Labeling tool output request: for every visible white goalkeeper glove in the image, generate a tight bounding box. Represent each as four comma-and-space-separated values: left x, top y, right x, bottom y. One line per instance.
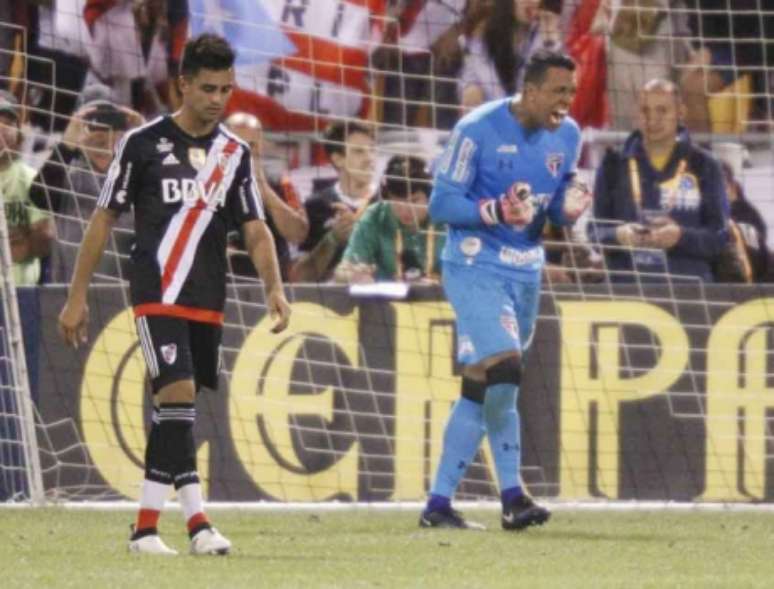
479, 182, 536, 228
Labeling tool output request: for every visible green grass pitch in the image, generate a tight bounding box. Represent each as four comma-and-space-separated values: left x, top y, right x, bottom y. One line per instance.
3, 508, 774, 588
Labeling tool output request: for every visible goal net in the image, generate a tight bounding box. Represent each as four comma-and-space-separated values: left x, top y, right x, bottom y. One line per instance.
1, 1, 773, 505
0, 178, 43, 503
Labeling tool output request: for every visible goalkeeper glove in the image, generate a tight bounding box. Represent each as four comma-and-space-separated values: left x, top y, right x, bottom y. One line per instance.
479, 182, 535, 227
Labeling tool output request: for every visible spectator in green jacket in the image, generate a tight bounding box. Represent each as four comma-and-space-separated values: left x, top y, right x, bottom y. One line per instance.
335, 155, 445, 284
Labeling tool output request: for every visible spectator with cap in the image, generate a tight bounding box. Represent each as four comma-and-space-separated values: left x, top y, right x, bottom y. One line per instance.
29, 100, 143, 283
0, 90, 53, 405
334, 155, 444, 284
224, 112, 308, 280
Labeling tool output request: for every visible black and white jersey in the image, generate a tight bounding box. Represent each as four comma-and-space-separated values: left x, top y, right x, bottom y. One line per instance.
97, 116, 264, 324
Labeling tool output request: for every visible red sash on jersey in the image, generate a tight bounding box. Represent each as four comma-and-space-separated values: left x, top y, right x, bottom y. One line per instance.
135, 135, 242, 323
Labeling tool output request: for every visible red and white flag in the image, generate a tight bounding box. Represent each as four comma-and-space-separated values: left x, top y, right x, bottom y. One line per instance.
226, 0, 387, 131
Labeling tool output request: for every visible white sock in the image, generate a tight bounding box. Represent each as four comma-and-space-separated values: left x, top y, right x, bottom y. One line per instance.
178, 482, 205, 521
140, 479, 171, 511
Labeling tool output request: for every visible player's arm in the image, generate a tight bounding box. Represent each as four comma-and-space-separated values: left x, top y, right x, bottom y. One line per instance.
428, 129, 483, 226
547, 130, 591, 228
546, 172, 592, 228
59, 208, 118, 348
428, 128, 533, 228
242, 219, 290, 333
59, 132, 138, 348
232, 150, 290, 333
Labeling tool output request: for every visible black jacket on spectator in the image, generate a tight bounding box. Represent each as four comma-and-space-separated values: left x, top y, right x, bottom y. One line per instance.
591, 129, 729, 282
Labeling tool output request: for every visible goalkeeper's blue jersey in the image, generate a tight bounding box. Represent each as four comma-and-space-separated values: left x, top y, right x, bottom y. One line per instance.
429, 98, 581, 281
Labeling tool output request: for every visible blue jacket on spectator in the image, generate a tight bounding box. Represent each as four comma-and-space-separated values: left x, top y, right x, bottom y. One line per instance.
591, 128, 730, 282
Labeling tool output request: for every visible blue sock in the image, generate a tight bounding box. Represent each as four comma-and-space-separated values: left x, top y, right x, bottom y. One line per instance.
501, 486, 523, 509
428, 396, 486, 503
426, 494, 451, 513
484, 383, 521, 494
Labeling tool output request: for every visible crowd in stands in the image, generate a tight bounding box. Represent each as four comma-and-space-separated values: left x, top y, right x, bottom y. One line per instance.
1, 0, 774, 304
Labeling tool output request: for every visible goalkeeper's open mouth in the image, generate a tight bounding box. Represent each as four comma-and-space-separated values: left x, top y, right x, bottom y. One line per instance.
549, 108, 568, 127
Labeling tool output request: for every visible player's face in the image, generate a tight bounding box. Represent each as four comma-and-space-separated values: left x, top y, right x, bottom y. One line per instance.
340, 131, 375, 183
180, 67, 235, 125
638, 89, 682, 146
524, 66, 577, 131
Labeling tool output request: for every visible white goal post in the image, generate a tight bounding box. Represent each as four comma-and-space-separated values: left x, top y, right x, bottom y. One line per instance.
0, 187, 44, 503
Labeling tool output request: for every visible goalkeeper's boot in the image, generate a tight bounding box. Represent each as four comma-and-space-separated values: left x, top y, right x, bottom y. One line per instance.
190, 527, 232, 555
419, 506, 486, 530
128, 526, 178, 555
501, 494, 550, 531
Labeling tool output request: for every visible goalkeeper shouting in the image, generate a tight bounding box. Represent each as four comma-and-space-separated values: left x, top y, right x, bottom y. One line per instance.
421, 50, 591, 531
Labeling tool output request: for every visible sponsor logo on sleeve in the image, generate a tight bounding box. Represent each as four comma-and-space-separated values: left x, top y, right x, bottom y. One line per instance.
437, 130, 460, 175
451, 137, 476, 183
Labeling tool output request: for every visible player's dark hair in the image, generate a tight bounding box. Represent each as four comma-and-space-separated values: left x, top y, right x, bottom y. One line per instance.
179, 34, 236, 77
322, 119, 374, 161
523, 50, 576, 87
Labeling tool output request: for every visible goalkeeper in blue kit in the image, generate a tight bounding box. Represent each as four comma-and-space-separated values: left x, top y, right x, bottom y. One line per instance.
421, 50, 591, 530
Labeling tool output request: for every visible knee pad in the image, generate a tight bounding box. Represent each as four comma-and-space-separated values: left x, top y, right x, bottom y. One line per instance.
461, 377, 486, 404
485, 356, 521, 387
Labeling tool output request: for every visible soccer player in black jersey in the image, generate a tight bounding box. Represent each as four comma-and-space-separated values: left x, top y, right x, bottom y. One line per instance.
58, 34, 291, 555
